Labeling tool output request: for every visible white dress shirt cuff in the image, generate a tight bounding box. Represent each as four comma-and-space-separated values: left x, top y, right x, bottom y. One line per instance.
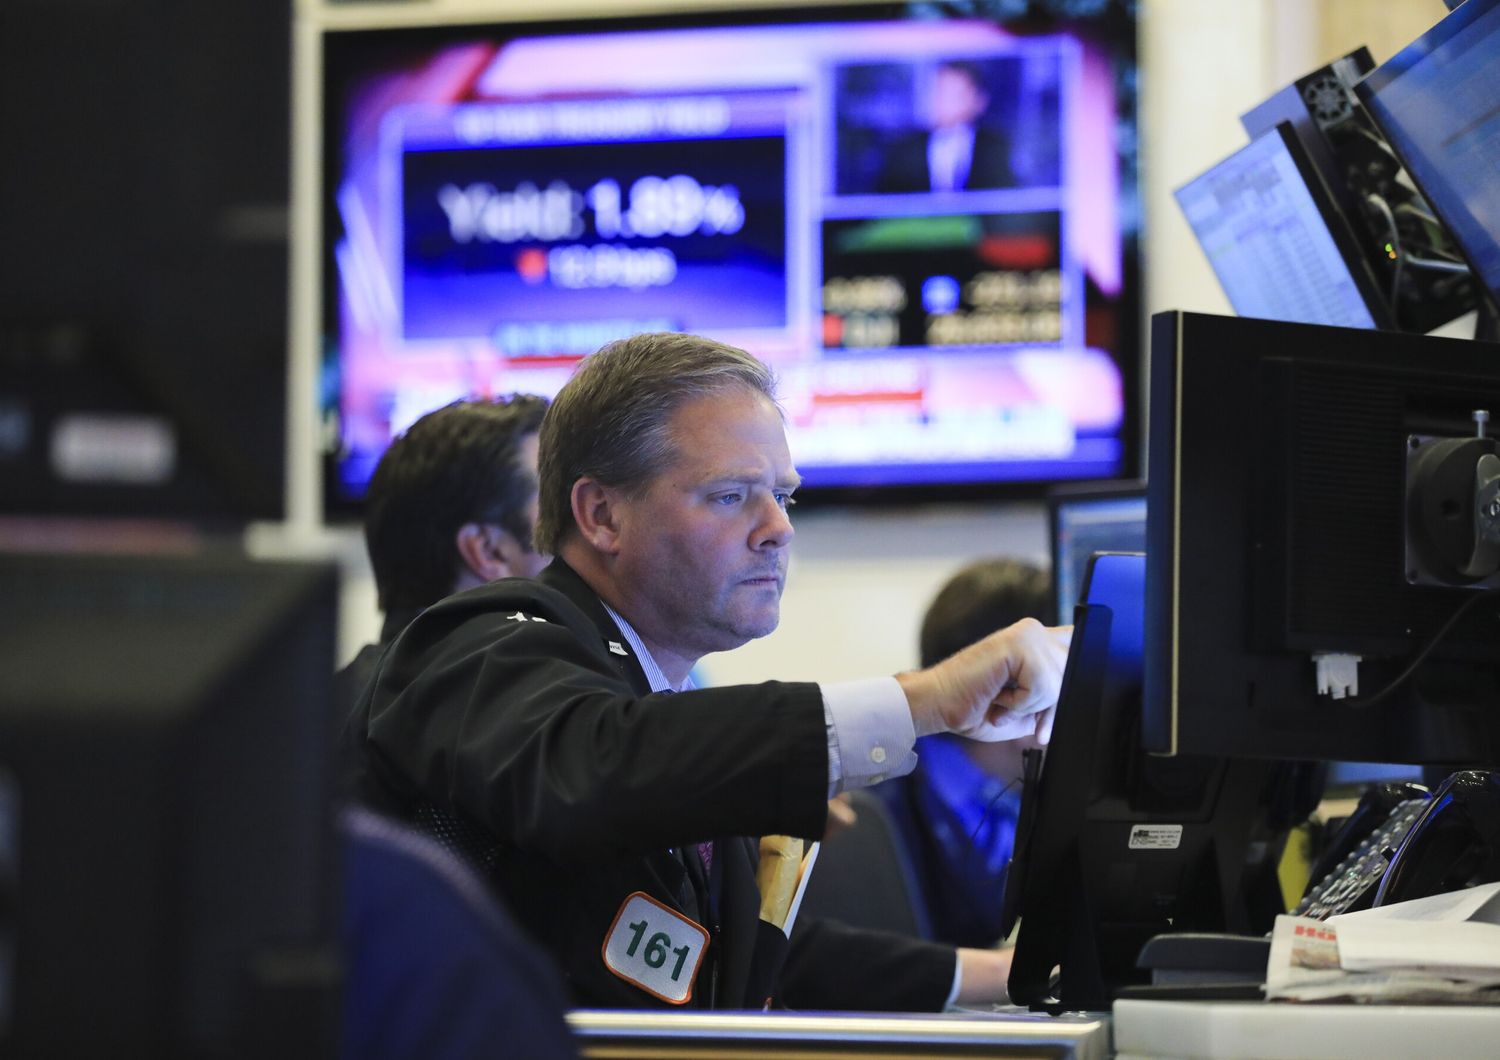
944, 952, 963, 1009
822, 676, 917, 796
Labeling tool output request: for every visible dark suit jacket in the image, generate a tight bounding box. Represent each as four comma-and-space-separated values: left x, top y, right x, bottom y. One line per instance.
876, 125, 1013, 193
335, 606, 421, 798
345, 559, 956, 1011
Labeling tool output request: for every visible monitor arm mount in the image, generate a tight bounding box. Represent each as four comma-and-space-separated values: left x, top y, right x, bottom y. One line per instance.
1406, 409, 1500, 587
1317, 410, 1500, 701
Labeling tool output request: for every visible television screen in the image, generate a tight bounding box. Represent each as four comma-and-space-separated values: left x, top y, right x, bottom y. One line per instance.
320, 2, 1140, 510
1174, 124, 1383, 329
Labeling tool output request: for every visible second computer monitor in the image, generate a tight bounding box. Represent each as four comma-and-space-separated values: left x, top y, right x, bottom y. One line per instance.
1048, 480, 1147, 625
1174, 122, 1386, 329
1143, 310, 1500, 767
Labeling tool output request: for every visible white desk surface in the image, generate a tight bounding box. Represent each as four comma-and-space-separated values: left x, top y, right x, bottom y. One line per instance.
1114, 998, 1500, 1060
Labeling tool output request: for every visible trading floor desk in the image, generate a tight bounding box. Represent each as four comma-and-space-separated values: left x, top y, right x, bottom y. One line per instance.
567, 1009, 1109, 1059
1114, 999, 1500, 1060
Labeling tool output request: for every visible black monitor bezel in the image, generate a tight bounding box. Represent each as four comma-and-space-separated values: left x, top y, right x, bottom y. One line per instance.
1003, 551, 1281, 1011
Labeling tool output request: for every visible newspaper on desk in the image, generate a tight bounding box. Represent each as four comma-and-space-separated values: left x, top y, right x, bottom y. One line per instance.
1266, 881, 1500, 1003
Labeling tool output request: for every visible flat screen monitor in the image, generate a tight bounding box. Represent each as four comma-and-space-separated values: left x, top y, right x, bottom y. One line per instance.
1174, 123, 1385, 329
1354, 0, 1500, 320
1325, 760, 1425, 793
1142, 310, 1500, 767
318, 2, 1141, 512
1047, 479, 1146, 624
0, 552, 341, 1056
0, 0, 291, 524
1002, 552, 1286, 1010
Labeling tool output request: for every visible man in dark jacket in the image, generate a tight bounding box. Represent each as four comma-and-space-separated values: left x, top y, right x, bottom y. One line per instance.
347, 333, 1069, 1011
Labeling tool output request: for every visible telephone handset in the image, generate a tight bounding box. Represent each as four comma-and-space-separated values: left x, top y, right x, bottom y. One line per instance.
1375, 769, 1500, 907
1295, 781, 1431, 920
1296, 770, 1500, 920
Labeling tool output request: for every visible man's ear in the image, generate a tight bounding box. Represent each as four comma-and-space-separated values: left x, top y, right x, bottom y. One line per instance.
454, 522, 517, 584
570, 477, 624, 555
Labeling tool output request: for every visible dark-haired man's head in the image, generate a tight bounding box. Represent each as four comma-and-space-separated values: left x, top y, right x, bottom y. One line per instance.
364, 395, 549, 615
920, 557, 1050, 669
920, 557, 1051, 774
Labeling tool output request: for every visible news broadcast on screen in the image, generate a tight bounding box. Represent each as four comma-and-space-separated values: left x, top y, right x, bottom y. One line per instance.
323, 8, 1137, 505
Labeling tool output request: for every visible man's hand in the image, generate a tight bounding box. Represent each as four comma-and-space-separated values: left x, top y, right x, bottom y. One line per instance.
896, 618, 1070, 743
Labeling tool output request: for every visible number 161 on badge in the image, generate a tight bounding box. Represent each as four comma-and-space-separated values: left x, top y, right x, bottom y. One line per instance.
601, 891, 709, 1004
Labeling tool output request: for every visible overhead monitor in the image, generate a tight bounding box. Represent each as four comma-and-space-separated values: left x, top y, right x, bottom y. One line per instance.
1354, 0, 1500, 323
316, 2, 1142, 512
1174, 123, 1385, 329
1142, 310, 1500, 767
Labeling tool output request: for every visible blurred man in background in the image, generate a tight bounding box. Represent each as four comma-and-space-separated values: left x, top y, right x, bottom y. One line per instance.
336, 394, 549, 715
872, 557, 1051, 947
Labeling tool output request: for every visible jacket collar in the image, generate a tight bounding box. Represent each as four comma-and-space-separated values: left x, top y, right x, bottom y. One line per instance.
378, 605, 424, 646
537, 558, 654, 697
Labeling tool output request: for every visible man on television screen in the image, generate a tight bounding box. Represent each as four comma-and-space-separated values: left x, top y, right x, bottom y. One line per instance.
878, 61, 1014, 193
346, 332, 1069, 1011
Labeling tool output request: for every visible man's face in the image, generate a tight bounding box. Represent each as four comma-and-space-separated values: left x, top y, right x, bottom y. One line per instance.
930, 66, 989, 129
609, 387, 799, 662
513, 430, 550, 578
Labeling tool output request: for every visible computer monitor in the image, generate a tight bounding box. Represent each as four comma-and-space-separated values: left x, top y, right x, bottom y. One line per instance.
1047, 479, 1146, 625
0, 552, 342, 1056
316, 2, 1142, 512
1174, 123, 1386, 329
1324, 759, 1425, 794
1354, 0, 1500, 329
1002, 552, 1287, 1010
1238, 50, 1477, 336
0, 0, 292, 523
1142, 310, 1500, 767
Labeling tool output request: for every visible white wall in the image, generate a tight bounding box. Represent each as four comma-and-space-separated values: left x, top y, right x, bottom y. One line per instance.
268, 0, 1451, 677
